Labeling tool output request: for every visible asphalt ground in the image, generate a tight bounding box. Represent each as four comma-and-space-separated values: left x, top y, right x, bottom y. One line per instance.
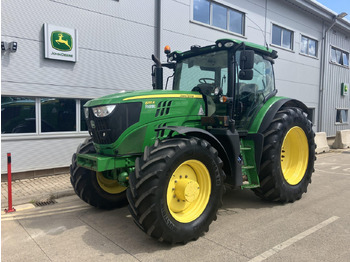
2, 149, 350, 261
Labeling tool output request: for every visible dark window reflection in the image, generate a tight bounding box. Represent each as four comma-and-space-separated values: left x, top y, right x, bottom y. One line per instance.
1, 96, 36, 133
41, 98, 76, 132
80, 99, 90, 131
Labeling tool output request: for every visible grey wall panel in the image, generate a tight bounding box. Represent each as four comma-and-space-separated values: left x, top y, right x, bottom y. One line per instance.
47, 0, 155, 26
1, 136, 89, 173
2, 0, 155, 53
2, 0, 155, 98
321, 30, 350, 136
2, 38, 153, 98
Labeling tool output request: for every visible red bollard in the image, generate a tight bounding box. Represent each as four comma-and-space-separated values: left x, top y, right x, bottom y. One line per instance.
5, 153, 16, 213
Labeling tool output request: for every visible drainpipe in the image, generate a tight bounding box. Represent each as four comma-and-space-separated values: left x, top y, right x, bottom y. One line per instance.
155, 0, 162, 59
317, 21, 326, 132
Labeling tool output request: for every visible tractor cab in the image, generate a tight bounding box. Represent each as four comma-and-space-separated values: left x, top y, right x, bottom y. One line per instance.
156, 39, 278, 131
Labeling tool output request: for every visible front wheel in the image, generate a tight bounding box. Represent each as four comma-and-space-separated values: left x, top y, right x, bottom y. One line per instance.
253, 107, 316, 203
127, 137, 225, 244
70, 138, 128, 209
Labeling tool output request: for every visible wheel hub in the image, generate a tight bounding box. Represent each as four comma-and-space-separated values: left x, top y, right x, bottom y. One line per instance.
166, 160, 211, 223
96, 172, 127, 194
175, 179, 200, 203
281, 126, 309, 185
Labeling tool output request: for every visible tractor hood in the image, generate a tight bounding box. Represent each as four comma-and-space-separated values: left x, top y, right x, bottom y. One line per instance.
83, 90, 206, 154
84, 90, 203, 107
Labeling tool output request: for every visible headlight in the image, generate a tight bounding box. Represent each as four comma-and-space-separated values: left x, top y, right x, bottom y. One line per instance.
84, 108, 89, 119
92, 105, 116, 118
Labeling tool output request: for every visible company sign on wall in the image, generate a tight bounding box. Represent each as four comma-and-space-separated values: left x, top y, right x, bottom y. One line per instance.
44, 23, 78, 62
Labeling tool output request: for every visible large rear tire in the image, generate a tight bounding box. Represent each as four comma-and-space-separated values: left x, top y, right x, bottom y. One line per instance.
253, 107, 315, 203
70, 138, 127, 209
127, 137, 225, 243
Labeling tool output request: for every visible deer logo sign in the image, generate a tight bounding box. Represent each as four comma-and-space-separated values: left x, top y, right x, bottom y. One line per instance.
51, 31, 73, 51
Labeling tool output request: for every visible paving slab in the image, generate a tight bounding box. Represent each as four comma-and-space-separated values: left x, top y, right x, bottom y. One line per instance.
1, 173, 74, 209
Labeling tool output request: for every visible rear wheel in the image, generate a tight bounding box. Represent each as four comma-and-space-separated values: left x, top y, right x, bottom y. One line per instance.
127, 137, 225, 243
70, 138, 127, 209
253, 107, 315, 203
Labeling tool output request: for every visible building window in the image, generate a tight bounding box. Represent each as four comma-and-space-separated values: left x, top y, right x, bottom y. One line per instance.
41, 98, 76, 132
193, 0, 245, 35
301, 36, 318, 57
1, 97, 36, 134
272, 24, 293, 50
331, 47, 349, 66
1, 96, 90, 135
307, 108, 315, 124
336, 109, 348, 124
193, 0, 210, 24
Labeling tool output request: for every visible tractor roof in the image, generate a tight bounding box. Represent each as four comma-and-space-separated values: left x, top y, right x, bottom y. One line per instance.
169, 38, 278, 61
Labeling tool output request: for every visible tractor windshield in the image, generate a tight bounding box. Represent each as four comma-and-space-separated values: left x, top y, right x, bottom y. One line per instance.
173, 51, 228, 94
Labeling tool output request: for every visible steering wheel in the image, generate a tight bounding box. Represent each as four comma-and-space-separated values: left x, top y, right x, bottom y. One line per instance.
199, 78, 215, 84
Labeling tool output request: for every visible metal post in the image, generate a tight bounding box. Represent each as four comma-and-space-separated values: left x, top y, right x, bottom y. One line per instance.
5, 153, 16, 213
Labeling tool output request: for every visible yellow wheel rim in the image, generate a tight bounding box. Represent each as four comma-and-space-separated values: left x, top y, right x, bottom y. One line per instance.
281, 127, 309, 185
166, 160, 211, 223
96, 172, 127, 194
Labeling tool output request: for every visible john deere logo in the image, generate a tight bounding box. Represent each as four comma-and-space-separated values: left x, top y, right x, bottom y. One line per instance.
51, 31, 72, 51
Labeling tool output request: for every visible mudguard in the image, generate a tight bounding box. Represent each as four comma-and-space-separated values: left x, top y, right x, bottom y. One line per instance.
157, 126, 243, 187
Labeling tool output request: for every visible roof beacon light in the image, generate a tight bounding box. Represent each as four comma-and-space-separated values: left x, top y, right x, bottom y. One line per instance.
164, 45, 171, 55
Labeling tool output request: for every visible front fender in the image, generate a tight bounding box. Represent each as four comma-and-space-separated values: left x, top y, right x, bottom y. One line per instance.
157, 126, 236, 183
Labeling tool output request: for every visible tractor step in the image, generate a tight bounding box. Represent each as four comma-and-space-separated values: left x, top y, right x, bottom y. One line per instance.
242, 165, 255, 169
241, 182, 260, 188
240, 147, 252, 151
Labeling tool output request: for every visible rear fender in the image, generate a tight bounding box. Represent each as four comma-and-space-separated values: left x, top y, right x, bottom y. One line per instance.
248, 97, 309, 173
257, 98, 309, 134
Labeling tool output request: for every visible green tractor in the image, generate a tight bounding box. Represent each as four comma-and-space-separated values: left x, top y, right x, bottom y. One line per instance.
70, 38, 315, 244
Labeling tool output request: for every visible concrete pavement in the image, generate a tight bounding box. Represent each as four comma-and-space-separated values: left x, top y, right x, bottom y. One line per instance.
2, 149, 350, 261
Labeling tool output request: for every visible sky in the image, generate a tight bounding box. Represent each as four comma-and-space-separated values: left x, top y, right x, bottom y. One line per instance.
316, 0, 350, 19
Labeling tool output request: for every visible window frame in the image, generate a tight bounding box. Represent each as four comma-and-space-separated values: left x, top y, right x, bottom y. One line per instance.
330, 46, 349, 67
307, 107, 316, 125
300, 35, 318, 58
1, 95, 90, 138
335, 108, 349, 124
191, 0, 246, 37
271, 24, 294, 51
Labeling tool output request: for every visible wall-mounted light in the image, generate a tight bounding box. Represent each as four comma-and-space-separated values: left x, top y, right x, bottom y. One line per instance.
1, 41, 17, 52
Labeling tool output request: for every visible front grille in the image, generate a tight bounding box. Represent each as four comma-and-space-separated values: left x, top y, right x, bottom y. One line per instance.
86, 102, 142, 144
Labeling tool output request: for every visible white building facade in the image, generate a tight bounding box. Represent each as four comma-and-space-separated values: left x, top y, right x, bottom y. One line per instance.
1, 0, 350, 175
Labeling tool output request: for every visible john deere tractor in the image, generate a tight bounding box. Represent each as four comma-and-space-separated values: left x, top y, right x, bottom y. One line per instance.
70, 39, 315, 244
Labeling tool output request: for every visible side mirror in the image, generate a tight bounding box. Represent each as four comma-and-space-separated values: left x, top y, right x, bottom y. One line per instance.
239, 69, 253, 80
151, 54, 163, 90
240, 50, 254, 70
